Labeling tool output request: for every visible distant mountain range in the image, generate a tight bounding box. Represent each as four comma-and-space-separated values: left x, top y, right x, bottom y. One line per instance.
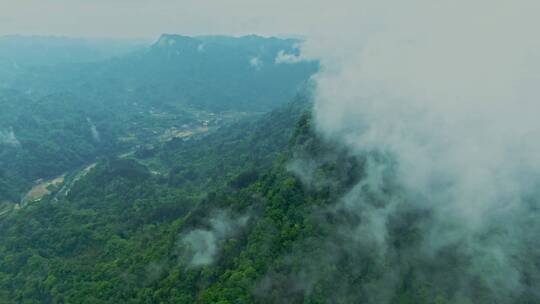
2, 34, 318, 112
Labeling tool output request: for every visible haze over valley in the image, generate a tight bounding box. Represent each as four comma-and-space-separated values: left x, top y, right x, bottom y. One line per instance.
0, 1, 539, 303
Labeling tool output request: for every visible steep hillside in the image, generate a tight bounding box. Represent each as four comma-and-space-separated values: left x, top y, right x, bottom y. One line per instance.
0, 96, 310, 303
1, 97, 538, 303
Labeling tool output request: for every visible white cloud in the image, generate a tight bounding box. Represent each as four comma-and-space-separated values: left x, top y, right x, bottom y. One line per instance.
180, 211, 249, 267
249, 56, 262, 70
0, 128, 20, 147
299, 0, 540, 299
275, 50, 303, 64
87, 118, 100, 142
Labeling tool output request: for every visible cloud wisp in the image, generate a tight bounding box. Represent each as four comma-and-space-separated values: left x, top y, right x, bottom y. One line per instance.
180, 210, 249, 267
0, 128, 20, 147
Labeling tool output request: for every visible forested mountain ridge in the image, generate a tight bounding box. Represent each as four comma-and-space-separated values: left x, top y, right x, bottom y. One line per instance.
6, 34, 318, 112
0, 35, 146, 86
2, 0, 540, 301
0, 95, 311, 303
1, 93, 539, 303
2, 33, 535, 304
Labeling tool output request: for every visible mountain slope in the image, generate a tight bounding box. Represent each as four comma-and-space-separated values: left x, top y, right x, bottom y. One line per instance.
0, 96, 310, 303
1, 96, 538, 303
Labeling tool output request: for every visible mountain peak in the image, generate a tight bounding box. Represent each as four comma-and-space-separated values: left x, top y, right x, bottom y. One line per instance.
154, 34, 200, 48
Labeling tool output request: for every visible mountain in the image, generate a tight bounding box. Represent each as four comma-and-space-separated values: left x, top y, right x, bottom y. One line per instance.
0, 35, 146, 86
0, 94, 311, 303
7, 34, 318, 112
2, 94, 536, 303
0, 34, 317, 204
0, 35, 146, 65
2, 33, 534, 304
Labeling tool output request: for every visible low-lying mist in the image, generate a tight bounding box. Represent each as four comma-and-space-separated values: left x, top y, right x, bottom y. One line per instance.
292, 1, 540, 302
181, 210, 250, 267
0, 128, 20, 147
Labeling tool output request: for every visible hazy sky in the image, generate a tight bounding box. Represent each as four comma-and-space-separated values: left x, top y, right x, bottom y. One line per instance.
0, 0, 357, 39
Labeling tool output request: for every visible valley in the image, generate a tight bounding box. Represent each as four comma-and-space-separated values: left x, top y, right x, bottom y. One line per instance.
2, 108, 257, 216
0, 25, 537, 304
0, 33, 317, 207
